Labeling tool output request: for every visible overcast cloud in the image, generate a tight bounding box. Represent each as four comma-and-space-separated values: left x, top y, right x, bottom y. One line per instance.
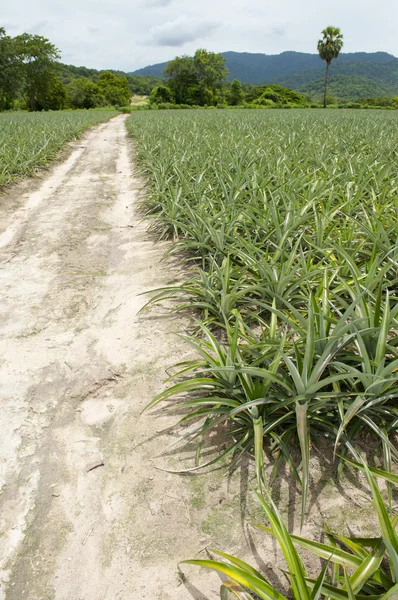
1, 0, 397, 72
148, 16, 220, 47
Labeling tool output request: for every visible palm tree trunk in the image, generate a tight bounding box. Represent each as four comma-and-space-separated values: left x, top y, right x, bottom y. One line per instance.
323, 61, 330, 109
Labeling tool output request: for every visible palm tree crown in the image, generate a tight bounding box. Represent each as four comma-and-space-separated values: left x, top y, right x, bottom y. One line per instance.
317, 26, 344, 65
317, 26, 343, 108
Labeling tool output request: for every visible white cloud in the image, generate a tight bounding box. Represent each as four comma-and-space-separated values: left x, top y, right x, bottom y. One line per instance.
148, 15, 220, 47
1, 0, 397, 71
144, 0, 174, 7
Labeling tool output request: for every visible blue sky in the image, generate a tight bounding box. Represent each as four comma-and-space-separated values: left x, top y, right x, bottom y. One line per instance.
1, 0, 397, 71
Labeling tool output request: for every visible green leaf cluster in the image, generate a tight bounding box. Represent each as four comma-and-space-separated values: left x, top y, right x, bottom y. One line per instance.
0, 28, 63, 111
164, 49, 228, 106
97, 70, 131, 106
0, 26, 133, 111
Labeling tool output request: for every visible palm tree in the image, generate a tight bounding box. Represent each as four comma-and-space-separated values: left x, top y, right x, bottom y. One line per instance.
317, 26, 344, 108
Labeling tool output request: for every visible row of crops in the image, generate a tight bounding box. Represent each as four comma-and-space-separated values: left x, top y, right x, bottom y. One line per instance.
127, 110, 398, 597
0, 109, 116, 186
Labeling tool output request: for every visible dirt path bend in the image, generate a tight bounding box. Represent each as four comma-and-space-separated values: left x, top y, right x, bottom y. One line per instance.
0, 116, 229, 600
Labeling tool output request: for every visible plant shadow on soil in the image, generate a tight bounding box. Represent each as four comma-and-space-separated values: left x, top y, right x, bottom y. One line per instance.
141, 388, 396, 599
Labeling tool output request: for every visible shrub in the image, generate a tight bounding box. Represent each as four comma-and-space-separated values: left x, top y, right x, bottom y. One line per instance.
117, 105, 134, 113
261, 87, 282, 104
253, 97, 275, 107
339, 102, 361, 109
149, 84, 174, 104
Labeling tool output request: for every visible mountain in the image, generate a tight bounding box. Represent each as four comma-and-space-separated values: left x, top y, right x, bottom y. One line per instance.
131, 51, 398, 101
299, 74, 393, 102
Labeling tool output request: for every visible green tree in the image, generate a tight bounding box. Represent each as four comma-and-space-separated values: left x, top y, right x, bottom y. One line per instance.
317, 26, 344, 108
36, 74, 67, 110
67, 77, 103, 109
164, 50, 228, 106
364, 96, 391, 107
149, 84, 174, 104
126, 75, 164, 96
163, 55, 198, 104
228, 79, 244, 105
245, 84, 307, 106
14, 33, 61, 111
259, 87, 282, 104
193, 49, 228, 105
325, 94, 337, 106
98, 71, 130, 106
0, 28, 22, 110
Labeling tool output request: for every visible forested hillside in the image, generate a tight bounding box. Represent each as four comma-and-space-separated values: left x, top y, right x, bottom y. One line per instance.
299, 74, 392, 102
132, 50, 398, 101
56, 63, 163, 95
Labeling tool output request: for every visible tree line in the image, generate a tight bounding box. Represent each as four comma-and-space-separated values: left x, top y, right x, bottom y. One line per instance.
56, 63, 164, 97
149, 28, 343, 109
0, 27, 131, 111
148, 49, 309, 107
2, 24, 397, 112
150, 79, 307, 108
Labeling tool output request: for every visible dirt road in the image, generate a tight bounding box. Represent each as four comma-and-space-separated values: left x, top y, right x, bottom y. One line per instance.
0, 116, 228, 600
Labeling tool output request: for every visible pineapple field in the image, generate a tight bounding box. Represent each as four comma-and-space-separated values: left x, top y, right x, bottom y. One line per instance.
126, 108, 398, 599
0, 109, 116, 186
0, 108, 397, 600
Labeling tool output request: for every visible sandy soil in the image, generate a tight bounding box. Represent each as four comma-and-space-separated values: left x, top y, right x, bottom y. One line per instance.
0, 115, 382, 600
130, 95, 148, 106
0, 115, 212, 600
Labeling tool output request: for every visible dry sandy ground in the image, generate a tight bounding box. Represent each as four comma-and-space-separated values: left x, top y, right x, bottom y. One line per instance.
0, 115, 221, 600
130, 96, 148, 106
0, 116, 382, 600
